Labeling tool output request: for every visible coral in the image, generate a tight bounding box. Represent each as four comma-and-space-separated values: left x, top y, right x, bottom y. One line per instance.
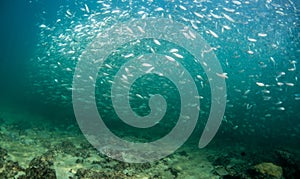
249, 162, 283, 179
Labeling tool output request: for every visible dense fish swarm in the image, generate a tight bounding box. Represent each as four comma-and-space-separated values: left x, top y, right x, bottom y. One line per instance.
29, 0, 299, 136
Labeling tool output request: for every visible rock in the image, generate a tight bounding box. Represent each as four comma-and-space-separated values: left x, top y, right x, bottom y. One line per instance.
214, 166, 229, 176
178, 151, 188, 157
275, 150, 300, 178
21, 156, 56, 179
0, 118, 4, 124
0, 147, 8, 168
75, 168, 128, 178
222, 174, 247, 179
0, 147, 25, 178
212, 154, 231, 166
0, 160, 24, 178
249, 162, 283, 179
276, 150, 296, 166
168, 167, 180, 177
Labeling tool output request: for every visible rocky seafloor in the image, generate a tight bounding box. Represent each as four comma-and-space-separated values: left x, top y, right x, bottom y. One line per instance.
0, 107, 299, 179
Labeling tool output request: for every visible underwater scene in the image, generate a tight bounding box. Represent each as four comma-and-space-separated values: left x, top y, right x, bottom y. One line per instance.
0, 0, 299, 178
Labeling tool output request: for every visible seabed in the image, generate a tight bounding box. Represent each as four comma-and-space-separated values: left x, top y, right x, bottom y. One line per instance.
0, 105, 299, 179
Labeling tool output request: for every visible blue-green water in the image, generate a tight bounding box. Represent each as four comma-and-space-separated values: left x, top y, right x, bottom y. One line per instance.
24, 0, 300, 140
0, 0, 300, 177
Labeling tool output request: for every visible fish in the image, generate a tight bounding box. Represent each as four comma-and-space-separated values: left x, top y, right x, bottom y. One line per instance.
194, 12, 204, 18
191, 21, 198, 30
137, 26, 145, 33
173, 53, 184, 59
256, 82, 265, 87
208, 29, 219, 38
188, 30, 196, 39
247, 37, 257, 42
39, 24, 47, 28
65, 68, 72, 71
122, 74, 128, 80
285, 82, 295, 87
136, 94, 143, 99
125, 26, 133, 34
216, 73, 228, 79
210, 12, 222, 19
179, 5, 187, 11
247, 50, 254, 54
265, 114, 272, 117
111, 9, 120, 14
153, 39, 161, 46
223, 25, 231, 30
244, 89, 251, 95
169, 48, 178, 53
145, 67, 155, 73
223, 7, 235, 13
196, 75, 203, 80
84, 4, 90, 13
232, 0, 242, 5
258, 33, 268, 37
222, 13, 235, 22
142, 63, 152, 67
233, 125, 239, 130
277, 107, 285, 111
165, 55, 176, 62
124, 53, 134, 58
277, 82, 284, 86
154, 7, 164, 11
31, 0, 299, 139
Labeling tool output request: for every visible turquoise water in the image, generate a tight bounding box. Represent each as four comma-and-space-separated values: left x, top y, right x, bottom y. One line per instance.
27, 0, 300, 141
0, 0, 299, 177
